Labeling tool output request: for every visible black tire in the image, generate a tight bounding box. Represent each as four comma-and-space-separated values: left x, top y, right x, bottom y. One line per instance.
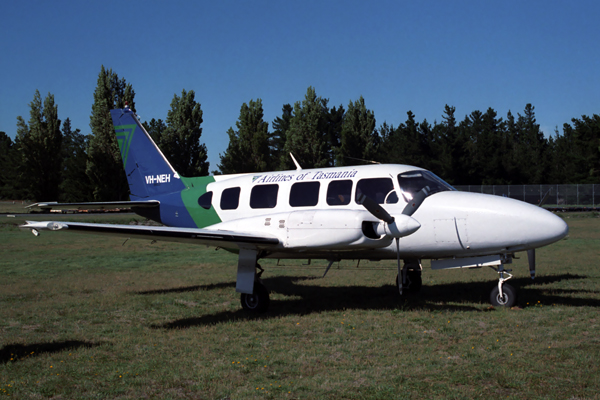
240, 282, 270, 313
396, 270, 422, 292
490, 283, 517, 307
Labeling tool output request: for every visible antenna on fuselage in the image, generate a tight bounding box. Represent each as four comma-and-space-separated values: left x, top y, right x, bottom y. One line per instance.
343, 156, 380, 164
289, 153, 302, 170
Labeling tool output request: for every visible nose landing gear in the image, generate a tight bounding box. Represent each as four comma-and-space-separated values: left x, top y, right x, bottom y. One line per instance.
489, 265, 517, 307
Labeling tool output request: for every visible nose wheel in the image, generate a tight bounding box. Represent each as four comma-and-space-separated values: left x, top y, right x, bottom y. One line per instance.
489, 265, 517, 307
490, 283, 516, 307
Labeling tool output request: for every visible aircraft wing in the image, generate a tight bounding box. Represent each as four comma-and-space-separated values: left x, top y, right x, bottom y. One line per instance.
26, 201, 160, 211
19, 221, 280, 249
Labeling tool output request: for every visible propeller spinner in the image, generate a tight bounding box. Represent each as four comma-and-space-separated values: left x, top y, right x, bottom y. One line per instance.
357, 187, 429, 294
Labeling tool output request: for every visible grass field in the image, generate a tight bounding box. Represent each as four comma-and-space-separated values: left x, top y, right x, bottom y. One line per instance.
1, 213, 599, 399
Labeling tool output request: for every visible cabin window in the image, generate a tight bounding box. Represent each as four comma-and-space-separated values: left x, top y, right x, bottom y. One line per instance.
289, 181, 320, 207
220, 187, 241, 210
397, 170, 454, 201
355, 178, 395, 204
326, 180, 352, 206
250, 184, 279, 209
198, 191, 213, 209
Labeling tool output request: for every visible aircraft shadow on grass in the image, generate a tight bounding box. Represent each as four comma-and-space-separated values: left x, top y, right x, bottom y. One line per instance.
136, 281, 236, 295
147, 273, 597, 330
0, 340, 101, 364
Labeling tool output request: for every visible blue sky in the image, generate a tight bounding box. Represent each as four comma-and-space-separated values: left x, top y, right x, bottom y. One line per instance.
2, 0, 599, 170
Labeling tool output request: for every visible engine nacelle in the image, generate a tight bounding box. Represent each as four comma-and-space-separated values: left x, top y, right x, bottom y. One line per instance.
284, 209, 392, 249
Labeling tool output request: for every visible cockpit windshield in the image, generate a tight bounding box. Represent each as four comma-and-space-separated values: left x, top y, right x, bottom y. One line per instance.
397, 170, 455, 201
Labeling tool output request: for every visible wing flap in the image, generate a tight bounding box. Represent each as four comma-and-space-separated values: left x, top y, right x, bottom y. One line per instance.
19, 221, 280, 249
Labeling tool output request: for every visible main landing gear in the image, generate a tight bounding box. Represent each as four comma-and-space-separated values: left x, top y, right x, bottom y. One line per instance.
240, 281, 270, 312
396, 260, 423, 293
239, 262, 270, 313
396, 269, 423, 292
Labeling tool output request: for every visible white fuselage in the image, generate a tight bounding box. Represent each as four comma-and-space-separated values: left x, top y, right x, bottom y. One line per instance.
204, 164, 567, 261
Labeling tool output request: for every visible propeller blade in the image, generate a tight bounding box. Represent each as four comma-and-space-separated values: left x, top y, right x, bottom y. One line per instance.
357, 193, 394, 224
527, 249, 536, 279
402, 186, 430, 216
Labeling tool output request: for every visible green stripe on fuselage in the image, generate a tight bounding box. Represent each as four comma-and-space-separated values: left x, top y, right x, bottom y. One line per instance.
180, 175, 222, 228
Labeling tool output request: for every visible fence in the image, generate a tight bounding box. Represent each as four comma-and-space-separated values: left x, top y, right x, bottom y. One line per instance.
454, 184, 600, 207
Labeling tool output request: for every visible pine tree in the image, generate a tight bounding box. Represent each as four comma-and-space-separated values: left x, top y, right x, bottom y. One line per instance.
87, 66, 135, 201
437, 105, 458, 182
269, 104, 293, 170
0, 132, 16, 199
218, 99, 270, 174
375, 122, 397, 164
143, 118, 167, 144
514, 104, 546, 183
14, 90, 62, 201
322, 104, 345, 166
60, 118, 90, 202
160, 89, 208, 177
336, 96, 376, 166
282, 87, 331, 169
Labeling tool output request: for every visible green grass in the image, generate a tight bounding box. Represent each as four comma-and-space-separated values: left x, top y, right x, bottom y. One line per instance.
0, 201, 34, 214
1, 214, 599, 399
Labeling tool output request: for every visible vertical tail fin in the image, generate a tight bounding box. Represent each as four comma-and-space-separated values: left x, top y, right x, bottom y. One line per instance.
110, 107, 186, 200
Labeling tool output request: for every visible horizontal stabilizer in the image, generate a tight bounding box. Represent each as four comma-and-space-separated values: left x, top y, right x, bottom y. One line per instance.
26, 200, 160, 211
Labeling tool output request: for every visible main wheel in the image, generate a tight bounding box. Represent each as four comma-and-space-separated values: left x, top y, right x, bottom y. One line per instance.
396, 270, 422, 292
490, 283, 517, 307
240, 282, 270, 313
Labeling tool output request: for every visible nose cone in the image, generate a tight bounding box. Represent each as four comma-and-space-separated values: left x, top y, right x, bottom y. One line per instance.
425, 192, 568, 252
477, 194, 569, 250
521, 204, 568, 248
392, 214, 421, 237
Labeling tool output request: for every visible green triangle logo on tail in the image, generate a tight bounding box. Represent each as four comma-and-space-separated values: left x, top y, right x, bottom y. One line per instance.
114, 124, 136, 167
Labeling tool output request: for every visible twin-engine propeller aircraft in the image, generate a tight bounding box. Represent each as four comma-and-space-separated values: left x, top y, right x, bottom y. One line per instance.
21, 106, 568, 312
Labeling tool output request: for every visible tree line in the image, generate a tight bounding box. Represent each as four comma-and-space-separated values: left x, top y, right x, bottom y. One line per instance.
1, 68, 598, 202
220, 87, 599, 187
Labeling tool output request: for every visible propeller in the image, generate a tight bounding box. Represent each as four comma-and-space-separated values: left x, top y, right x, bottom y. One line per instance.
357, 193, 394, 224
357, 187, 428, 294
402, 186, 430, 216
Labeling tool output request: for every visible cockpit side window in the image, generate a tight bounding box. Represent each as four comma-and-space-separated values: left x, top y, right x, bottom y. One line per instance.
397, 170, 454, 201
355, 178, 396, 204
